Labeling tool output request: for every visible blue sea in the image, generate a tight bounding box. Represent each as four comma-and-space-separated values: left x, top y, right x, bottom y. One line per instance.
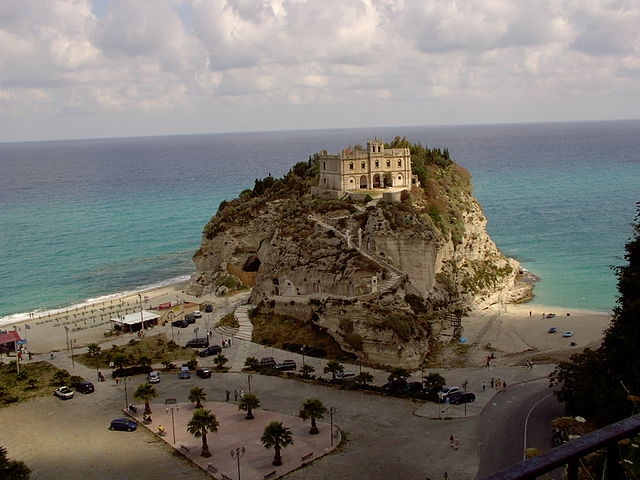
1, 121, 638, 323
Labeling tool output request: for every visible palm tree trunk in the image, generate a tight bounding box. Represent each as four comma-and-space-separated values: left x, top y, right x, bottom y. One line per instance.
246, 405, 254, 419
144, 401, 152, 415
273, 445, 282, 466
201, 433, 211, 457
310, 417, 319, 434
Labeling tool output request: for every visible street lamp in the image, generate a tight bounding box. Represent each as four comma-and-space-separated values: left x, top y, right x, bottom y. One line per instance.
64, 326, 70, 353
230, 446, 246, 480
301, 344, 306, 367
70, 338, 75, 368
123, 377, 131, 410
247, 373, 253, 393
138, 294, 145, 333
166, 406, 180, 444
329, 406, 337, 446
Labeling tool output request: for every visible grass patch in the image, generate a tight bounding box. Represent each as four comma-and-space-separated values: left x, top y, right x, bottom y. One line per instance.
0, 361, 74, 406
217, 312, 239, 329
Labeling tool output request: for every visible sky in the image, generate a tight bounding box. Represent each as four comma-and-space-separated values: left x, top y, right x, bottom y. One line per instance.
1, 0, 639, 142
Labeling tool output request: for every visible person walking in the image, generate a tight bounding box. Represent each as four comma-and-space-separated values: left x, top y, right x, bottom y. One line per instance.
225, 390, 230, 401
234, 389, 238, 401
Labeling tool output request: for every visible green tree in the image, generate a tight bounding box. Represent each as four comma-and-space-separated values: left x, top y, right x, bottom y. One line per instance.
387, 367, 410, 383
551, 203, 640, 424
239, 393, 260, 420
189, 387, 207, 409
323, 360, 344, 380
86, 343, 101, 357
187, 408, 219, 458
213, 353, 228, 369
133, 383, 158, 415
261, 421, 294, 466
244, 356, 260, 371
0, 446, 30, 480
356, 371, 374, 386
299, 364, 315, 379
298, 398, 327, 434
52, 369, 71, 386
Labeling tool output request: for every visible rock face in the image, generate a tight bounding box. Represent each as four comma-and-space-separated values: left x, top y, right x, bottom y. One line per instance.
187, 153, 532, 368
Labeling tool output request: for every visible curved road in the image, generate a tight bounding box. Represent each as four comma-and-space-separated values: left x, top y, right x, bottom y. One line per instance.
476, 378, 564, 478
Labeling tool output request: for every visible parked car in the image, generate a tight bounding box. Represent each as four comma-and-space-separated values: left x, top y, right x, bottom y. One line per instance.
186, 337, 209, 348
548, 327, 557, 333
171, 319, 188, 328
179, 366, 191, 379
196, 368, 211, 378
275, 360, 297, 371
109, 418, 138, 432
193, 310, 202, 318
449, 392, 476, 404
204, 304, 213, 313
382, 379, 408, 394
198, 345, 222, 357
147, 371, 160, 384
438, 386, 461, 401
185, 313, 196, 324
335, 371, 358, 381
54, 386, 75, 400
76, 381, 95, 394
562, 331, 574, 337
260, 357, 277, 369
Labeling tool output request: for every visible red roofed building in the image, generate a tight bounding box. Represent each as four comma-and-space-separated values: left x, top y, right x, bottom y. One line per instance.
0, 329, 22, 354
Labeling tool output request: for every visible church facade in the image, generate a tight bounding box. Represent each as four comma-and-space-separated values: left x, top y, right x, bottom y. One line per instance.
317, 139, 413, 192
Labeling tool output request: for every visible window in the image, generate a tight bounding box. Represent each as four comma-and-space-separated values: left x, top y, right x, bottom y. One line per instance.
323, 162, 326, 169
386, 160, 391, 167
361, 161, 366, 169
398, 159, 402, 167
375, 160, 379, 167
349, 162, 354, 170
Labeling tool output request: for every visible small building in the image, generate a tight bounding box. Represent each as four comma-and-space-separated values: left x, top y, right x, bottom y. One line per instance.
316, 139, 413, 193
0, 329, 22, 355
110, 311, 160, 333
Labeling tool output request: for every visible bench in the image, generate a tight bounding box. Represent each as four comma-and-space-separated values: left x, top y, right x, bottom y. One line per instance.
221, 474, 233, 480
206, 463, 217, 473
301, 451, 314, 462
264, 471, 277, 479
179, 444, 190, 453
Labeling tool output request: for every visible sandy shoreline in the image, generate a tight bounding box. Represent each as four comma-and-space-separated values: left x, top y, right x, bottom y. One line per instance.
2, 279, 614, 366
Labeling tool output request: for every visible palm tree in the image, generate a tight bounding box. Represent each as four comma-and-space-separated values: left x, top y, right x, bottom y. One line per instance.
261, 421, 294, 466
323, 360, 344, 380
238, 392, 260, 419
299, 364, 315, 379
187, 408, 219, 458
189, 387, 207, 408
298, 398, 327, 434
356, 371, 374, 386
133, 383, 158, 415
213, 353, 228, 369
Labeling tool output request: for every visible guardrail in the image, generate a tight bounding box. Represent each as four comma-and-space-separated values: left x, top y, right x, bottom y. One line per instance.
481, 414, 640, 480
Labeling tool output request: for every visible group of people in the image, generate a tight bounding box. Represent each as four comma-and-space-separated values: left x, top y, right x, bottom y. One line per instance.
225, 389, 244, 402
489, 377, 506, 390
449, 434, 460, 450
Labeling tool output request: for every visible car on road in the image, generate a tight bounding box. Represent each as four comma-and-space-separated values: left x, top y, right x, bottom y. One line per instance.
171, 319, 188, 328
204, 304, 213, 313
196, 368, 211, 378
260, 357, 277, 369
548, 327, 557, 333
109, 418, 138, 432
185, 313, 196, 324
76, 381, 95, 394
179, 366, 191, 379
275, 360, 297, 371
335, 371, 358, 381
198, 345, 222, 357
438, 386, 461, 401
448, 392, 476, 404
562, 331, 574, 337
193, 310, 202, 318
186, 337, 209, 348
54, 386, 75, 400
147, 371, 160, 384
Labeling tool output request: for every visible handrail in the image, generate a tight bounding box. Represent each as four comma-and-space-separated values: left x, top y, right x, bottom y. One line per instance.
481, 414, 640, 479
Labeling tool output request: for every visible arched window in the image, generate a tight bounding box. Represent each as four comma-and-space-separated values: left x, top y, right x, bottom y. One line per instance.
398, 159, 402, 167
375, 160, 379, 167
386, 159, 391, 167
361, 161, 366, 169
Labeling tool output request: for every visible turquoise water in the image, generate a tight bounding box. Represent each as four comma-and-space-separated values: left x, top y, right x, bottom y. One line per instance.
1, 121, 638, 322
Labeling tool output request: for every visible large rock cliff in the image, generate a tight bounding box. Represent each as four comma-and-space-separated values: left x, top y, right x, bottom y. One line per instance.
187, 142, 532, 367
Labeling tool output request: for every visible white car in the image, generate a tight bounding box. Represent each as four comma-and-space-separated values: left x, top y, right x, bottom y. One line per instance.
562, 331, 574, 337
193, 310, 202, 318
438, 386, 461, 400
147, 371, 160, 384
54, 386, 75, 400
335, 371, 357, 381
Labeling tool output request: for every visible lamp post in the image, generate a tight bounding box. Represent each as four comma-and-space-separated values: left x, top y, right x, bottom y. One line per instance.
301, 344, 306, 367
166, 406, 180, 444
230, 446, 246, 480
70, 338, 75, 368
329, 406, 336, 446
138, 294, 145, 333
247, 373, 253, 393
123, 377, 131, 410
64, 326, 70, 353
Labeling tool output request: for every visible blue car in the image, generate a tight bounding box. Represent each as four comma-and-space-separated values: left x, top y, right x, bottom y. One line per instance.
109, 418, 137, 432
548, 327, 557, 333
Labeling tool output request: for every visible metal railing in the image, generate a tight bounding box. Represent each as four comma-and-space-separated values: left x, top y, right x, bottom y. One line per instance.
481, 414, 640, 480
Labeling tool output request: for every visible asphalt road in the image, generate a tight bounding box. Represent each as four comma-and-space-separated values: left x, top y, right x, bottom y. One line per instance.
476, 379, 565, 479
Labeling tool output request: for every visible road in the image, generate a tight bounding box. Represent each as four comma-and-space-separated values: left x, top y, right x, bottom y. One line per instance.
476, 378, 565, 479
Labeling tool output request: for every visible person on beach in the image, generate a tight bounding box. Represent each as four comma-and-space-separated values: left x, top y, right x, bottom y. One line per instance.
226, 390, 230, 401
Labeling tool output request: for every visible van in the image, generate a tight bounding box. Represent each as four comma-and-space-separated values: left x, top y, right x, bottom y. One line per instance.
186, 337, 209, 348
179, 366, 191, 379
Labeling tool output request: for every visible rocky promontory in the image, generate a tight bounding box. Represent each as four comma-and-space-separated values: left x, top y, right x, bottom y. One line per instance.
187, 138, 532, 368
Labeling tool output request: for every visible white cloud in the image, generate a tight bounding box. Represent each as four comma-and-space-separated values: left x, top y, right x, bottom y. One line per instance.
0, 0, 638, 141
